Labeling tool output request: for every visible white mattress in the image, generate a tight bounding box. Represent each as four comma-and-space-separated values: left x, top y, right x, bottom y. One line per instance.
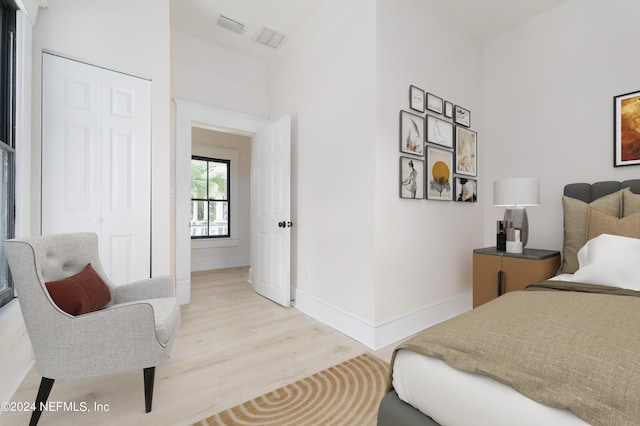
393, 349, 589, 426
549, 273, 573, 281
393, 273, 590, 425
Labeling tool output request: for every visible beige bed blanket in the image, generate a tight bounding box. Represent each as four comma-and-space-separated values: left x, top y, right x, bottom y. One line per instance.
392, 281, 640, 426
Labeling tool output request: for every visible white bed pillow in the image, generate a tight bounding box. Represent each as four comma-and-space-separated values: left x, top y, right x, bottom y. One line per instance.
571, 234, 640, 291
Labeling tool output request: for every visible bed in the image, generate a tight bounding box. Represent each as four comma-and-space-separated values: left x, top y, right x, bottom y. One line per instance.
378, 180, 640, 426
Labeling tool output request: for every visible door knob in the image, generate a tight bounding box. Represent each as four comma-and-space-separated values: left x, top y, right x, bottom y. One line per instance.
278, 221, 286, 228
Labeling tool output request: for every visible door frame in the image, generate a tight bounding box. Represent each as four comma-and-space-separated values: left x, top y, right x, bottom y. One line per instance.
174, 100, 268, 304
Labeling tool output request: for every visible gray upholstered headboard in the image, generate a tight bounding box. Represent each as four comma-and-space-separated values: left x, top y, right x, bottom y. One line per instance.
564, 180, 640, 202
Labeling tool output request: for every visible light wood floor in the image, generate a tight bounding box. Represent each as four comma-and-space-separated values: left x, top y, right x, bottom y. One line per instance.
4, 267, 399, 426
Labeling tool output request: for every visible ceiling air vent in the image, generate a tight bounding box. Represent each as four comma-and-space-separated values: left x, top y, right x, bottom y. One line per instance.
216, 14, 246, 35
254, 26, 285, 48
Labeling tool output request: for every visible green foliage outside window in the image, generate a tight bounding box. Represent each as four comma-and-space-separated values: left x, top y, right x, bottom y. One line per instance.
190, 157, 229, 238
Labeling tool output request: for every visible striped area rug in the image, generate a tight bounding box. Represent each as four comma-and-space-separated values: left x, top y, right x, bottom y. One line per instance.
194, 353, 390, 426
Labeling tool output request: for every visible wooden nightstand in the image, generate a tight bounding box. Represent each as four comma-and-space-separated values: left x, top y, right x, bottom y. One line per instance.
472, 247, 561, 308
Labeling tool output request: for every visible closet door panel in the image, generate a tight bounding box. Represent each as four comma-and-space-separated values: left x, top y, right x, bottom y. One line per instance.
42, 54, 102, 236
101, 69, 151, 282
42, 53, 151, 283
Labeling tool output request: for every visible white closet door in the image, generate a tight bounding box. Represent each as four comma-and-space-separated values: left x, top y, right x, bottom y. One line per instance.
42, 53, 151, 284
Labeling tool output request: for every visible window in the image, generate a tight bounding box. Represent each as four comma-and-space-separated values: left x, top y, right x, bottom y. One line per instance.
190, 156, 230, 238
0, 0, 15, 309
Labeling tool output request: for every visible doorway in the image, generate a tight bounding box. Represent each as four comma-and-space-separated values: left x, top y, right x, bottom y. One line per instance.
175, 100, 268, 304
190, 127, 251, 272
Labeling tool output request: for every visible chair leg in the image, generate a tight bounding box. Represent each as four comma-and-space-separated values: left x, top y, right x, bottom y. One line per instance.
30, 377, 55, 426
143, 367, 155, 413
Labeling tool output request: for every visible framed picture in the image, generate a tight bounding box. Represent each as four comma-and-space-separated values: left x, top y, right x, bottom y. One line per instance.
400, 110, 424, 156
400, 156, 424, 199
455, 177, 477, 202
426, 146, 453, 201
444, 101, 453, 119
454, 105, 470, 127
409, 85, 425, 113
614, 90, 640, 167
426, 114, 453, 148
426, 93, 443, 114
454, 126, 477, 176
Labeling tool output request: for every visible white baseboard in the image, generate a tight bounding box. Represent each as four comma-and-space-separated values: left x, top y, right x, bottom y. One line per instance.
178, 258, 250, 305
292, 289, 377, 347
176, 278, 191, 305
292, 289, 472, 350
191, 256, 249, 272
373, 292, 472, 349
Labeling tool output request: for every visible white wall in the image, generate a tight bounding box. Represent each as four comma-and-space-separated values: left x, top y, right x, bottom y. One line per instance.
269, 0, 378, 329
31, 0, 172, 277
483, 0, 640, 252
373, 0, 484, 338
0, 6, 38, 405
191, 128, 251, 271
0, 0, 170, 407
171, 30, 269, 119
269, 0, 483, 347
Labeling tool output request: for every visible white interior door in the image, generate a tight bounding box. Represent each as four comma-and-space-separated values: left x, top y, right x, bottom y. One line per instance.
251, 115, 291, 307
42, 53, 151, 284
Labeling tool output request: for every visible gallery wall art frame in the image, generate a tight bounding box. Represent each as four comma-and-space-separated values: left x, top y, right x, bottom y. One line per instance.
454, 105, 470, 127
400, 156, 424, 199
455, 177, 477, 202
426, 114, 453, 148
400, 110, 424, 156
614, 89, 640, 167
426, 93, 443, 114
454, 126, 477, 176
444, 101, 453, 119
409, 85, 425, 113
425, 146, 453, 201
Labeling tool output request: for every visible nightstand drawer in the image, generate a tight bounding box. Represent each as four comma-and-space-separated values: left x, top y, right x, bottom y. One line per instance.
472, 247, 560, 308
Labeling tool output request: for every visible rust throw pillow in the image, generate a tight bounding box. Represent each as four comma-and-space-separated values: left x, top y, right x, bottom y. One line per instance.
45, 264, 111, 315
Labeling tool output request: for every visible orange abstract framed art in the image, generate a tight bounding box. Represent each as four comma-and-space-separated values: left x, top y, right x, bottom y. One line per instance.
614, 90, 640, 167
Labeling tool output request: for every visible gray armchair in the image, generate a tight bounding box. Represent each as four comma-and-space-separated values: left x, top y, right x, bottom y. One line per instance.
4, 232, 180, 426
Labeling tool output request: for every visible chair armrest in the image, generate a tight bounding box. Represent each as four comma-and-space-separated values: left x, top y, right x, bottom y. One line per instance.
35, 302, 170, 379
110, 275, 175, 304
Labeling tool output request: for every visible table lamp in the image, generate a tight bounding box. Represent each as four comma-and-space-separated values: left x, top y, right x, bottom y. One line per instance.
493, 177, 540, 247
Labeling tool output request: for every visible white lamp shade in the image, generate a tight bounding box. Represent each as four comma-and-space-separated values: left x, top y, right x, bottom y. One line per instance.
493, 177, 540, 206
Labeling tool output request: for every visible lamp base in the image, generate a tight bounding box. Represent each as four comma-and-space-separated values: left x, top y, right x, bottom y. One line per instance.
504, 208, 529, 247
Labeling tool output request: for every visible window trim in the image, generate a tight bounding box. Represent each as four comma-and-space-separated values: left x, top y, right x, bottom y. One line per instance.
0, 0, 16, 309
189, 146, 240, 247
0, 141, 15, 307
191, 155, 230, 239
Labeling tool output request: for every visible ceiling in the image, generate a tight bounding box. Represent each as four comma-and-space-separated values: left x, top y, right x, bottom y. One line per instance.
170, 0, 567, 61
